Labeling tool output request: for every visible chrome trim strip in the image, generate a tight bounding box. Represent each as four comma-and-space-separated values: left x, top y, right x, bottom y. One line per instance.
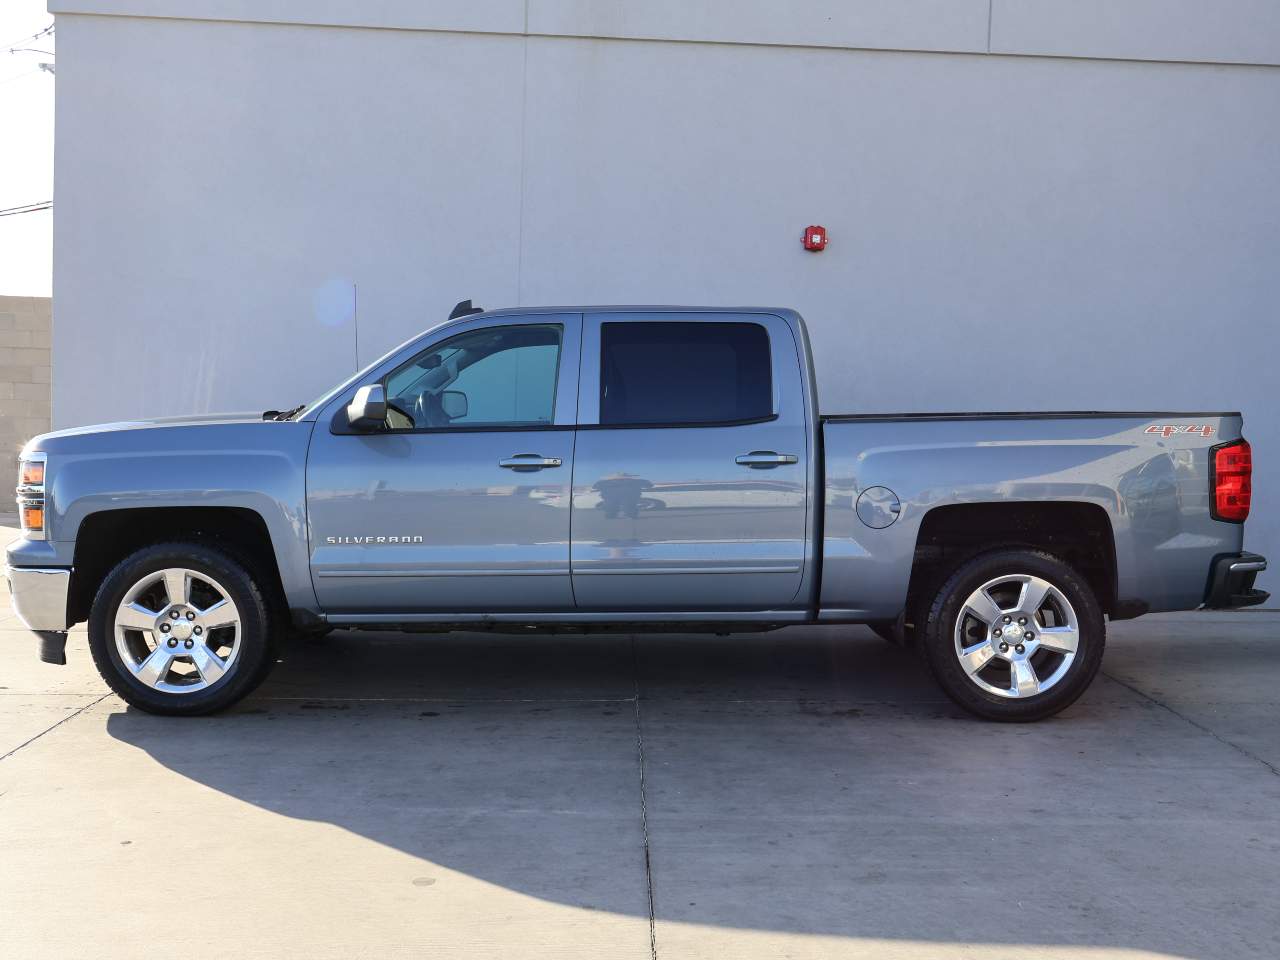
573, 565, 802, 576
316, 568, 571, 578
318, 565, 801, 578
325, 609, 810, 625
1229, 560, 1267, 573
5, 565, 71, 632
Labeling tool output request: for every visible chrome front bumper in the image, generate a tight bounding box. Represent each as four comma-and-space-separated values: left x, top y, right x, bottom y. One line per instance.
5, 565, 71, 632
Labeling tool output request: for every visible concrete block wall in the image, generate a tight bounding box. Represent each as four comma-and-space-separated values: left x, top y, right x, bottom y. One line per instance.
0, 297, 52, 474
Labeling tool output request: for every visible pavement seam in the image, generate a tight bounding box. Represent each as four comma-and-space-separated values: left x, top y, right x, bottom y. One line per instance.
630, 636, 658, 960
0, 693, 111, 764
1102, 670, 1280, 777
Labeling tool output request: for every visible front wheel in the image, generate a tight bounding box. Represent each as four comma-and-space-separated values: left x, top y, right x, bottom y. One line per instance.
918, 549, 1105, 722
87, 542, 274, 715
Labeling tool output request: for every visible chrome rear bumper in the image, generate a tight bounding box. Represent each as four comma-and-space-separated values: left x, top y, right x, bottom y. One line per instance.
1203, 553, 1269, 609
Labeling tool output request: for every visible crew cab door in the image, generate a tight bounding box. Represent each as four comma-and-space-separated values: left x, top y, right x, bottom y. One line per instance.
306, 314, 581, 613
570, 312, 810, 611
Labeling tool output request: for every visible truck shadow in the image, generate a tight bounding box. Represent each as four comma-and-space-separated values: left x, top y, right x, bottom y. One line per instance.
103, 626, 1269, 959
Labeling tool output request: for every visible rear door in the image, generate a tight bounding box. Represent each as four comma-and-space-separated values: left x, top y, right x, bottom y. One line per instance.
570, 312, 810, 611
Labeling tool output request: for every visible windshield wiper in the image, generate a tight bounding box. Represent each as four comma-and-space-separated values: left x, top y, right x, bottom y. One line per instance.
262, 404, 304, 422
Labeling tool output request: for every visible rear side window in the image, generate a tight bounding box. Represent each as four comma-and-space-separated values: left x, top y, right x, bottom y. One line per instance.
600, 322, 772, 426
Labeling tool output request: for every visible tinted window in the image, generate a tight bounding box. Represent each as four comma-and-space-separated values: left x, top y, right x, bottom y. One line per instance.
384, 324, 561, 429
600, 322, 772, 426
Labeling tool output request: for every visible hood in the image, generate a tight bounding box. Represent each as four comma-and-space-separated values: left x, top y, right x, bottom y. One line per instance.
22, 412, 302, 456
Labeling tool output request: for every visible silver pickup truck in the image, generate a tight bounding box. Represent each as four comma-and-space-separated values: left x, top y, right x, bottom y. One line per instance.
5, 305, 1267, 721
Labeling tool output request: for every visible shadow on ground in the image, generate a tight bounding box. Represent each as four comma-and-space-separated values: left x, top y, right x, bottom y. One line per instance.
104, 625, 1280, 959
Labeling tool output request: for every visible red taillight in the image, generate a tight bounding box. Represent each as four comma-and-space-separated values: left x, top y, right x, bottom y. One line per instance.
1212, 439, 1252, 523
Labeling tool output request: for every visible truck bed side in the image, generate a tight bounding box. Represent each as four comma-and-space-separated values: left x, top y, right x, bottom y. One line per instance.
818, 413, 1245, 620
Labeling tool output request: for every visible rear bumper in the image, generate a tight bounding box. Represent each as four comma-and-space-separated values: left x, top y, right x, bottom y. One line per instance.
4, 565, 72, 664
1204, 553, 1269, 609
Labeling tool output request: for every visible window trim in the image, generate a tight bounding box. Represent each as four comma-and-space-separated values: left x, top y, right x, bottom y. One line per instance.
331, 414, 574, 436
576, 413, 779, 432
594, 319, 775, 430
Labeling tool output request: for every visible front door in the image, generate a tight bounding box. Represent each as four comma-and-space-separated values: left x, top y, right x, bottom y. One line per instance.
307, 314, 581, 613
570, 312, 811, 611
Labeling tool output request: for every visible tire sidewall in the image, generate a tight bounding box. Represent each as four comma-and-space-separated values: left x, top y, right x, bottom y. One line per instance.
88, 543, 271, 715
921, 549, 1105, 722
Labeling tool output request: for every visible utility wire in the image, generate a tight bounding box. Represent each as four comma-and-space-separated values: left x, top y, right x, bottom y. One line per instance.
0, 67, 40, 88
0, 202, 52, 218
1, 23, 53, 52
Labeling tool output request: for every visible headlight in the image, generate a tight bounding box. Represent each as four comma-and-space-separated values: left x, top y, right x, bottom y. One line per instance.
16, 452, 47, 540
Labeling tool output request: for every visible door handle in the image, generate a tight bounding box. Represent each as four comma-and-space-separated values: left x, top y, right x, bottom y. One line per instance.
735, 451, 799, 468
499, 454, 563, 471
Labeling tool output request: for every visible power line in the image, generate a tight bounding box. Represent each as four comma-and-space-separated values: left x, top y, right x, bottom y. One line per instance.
0, 202, 52, 218
1, 23, 53, 52
0, 67, 41, 88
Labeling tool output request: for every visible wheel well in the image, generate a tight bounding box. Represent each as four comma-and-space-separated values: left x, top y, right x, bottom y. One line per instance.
906, 502, 1117, 623
68, 507, 286, 625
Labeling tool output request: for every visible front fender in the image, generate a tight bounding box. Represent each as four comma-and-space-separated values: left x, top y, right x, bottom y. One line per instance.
32, 421, 318, 613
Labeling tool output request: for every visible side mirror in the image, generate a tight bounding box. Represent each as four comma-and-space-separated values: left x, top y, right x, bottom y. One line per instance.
346, 384, 387, 430
441, 390, 468, 421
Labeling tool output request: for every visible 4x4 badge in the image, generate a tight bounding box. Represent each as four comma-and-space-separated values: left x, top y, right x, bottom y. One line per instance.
1145, 424, 1215, 439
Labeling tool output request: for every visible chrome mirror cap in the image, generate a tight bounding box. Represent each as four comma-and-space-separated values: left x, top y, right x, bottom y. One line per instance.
346, 384, 387, 430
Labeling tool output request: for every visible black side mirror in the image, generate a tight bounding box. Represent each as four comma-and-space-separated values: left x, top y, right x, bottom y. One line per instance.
346, 384, 387, 430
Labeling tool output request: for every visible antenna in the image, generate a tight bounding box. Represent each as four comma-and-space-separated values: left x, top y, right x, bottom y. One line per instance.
449, 299, 484, 321
352, 282, 360, 372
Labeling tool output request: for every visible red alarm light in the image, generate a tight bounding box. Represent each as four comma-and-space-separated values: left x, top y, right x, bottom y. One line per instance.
802, 225, 827, 252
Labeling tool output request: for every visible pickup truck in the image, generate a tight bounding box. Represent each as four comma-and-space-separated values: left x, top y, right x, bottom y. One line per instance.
6, 305, 1268, 721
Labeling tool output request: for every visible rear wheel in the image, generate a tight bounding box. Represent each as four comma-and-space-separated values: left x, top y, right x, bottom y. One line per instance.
88, 543, 274, 715
918, 549, 1105, 722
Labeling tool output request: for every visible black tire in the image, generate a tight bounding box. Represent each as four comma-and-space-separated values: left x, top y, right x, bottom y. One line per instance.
87, 542, 275, 715
918, 549, 1105, 722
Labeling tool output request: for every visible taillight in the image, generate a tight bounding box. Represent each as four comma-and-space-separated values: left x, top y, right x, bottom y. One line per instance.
1211, 439, 1251, 523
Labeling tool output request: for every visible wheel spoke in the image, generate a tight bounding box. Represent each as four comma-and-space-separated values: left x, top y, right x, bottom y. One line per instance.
1016, 576, 1052, 617
963, 589, 1005, 626
117, 602, 159, 632
959, 642, 995, 676
134, 645, 175, 687
198, 598, 239, 631
1037, 626, 1079, 654
162, 569, 189, 607
1011, 658, 1039, 697
190, 644, 226, 685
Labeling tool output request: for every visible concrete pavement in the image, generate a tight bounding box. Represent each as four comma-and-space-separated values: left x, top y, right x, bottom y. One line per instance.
1, 534, 1277, 958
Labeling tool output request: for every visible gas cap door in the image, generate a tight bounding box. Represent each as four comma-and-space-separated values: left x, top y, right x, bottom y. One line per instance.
856, 486, 901, 529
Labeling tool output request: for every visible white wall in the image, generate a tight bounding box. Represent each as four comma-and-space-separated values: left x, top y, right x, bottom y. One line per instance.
51, 3, 1280, 589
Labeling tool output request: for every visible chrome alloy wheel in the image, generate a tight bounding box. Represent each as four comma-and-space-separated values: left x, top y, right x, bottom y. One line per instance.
113, 567, 241, 694
952, 573, 1080, 699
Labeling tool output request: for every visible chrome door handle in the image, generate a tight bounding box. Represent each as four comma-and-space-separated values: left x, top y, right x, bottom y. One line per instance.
735, 451, 799, 468
499, 454, 563, 471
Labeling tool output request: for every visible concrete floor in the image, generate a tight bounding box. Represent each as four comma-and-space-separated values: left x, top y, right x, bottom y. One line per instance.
1, 540, 1277, 959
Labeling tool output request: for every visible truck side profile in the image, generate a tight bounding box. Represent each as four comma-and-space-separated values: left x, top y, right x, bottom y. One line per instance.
5, 306, 1268, 720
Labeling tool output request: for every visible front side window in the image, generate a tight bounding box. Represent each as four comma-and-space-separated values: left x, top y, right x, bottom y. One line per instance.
383, 324, 562, 430
600, 322, 772, 426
